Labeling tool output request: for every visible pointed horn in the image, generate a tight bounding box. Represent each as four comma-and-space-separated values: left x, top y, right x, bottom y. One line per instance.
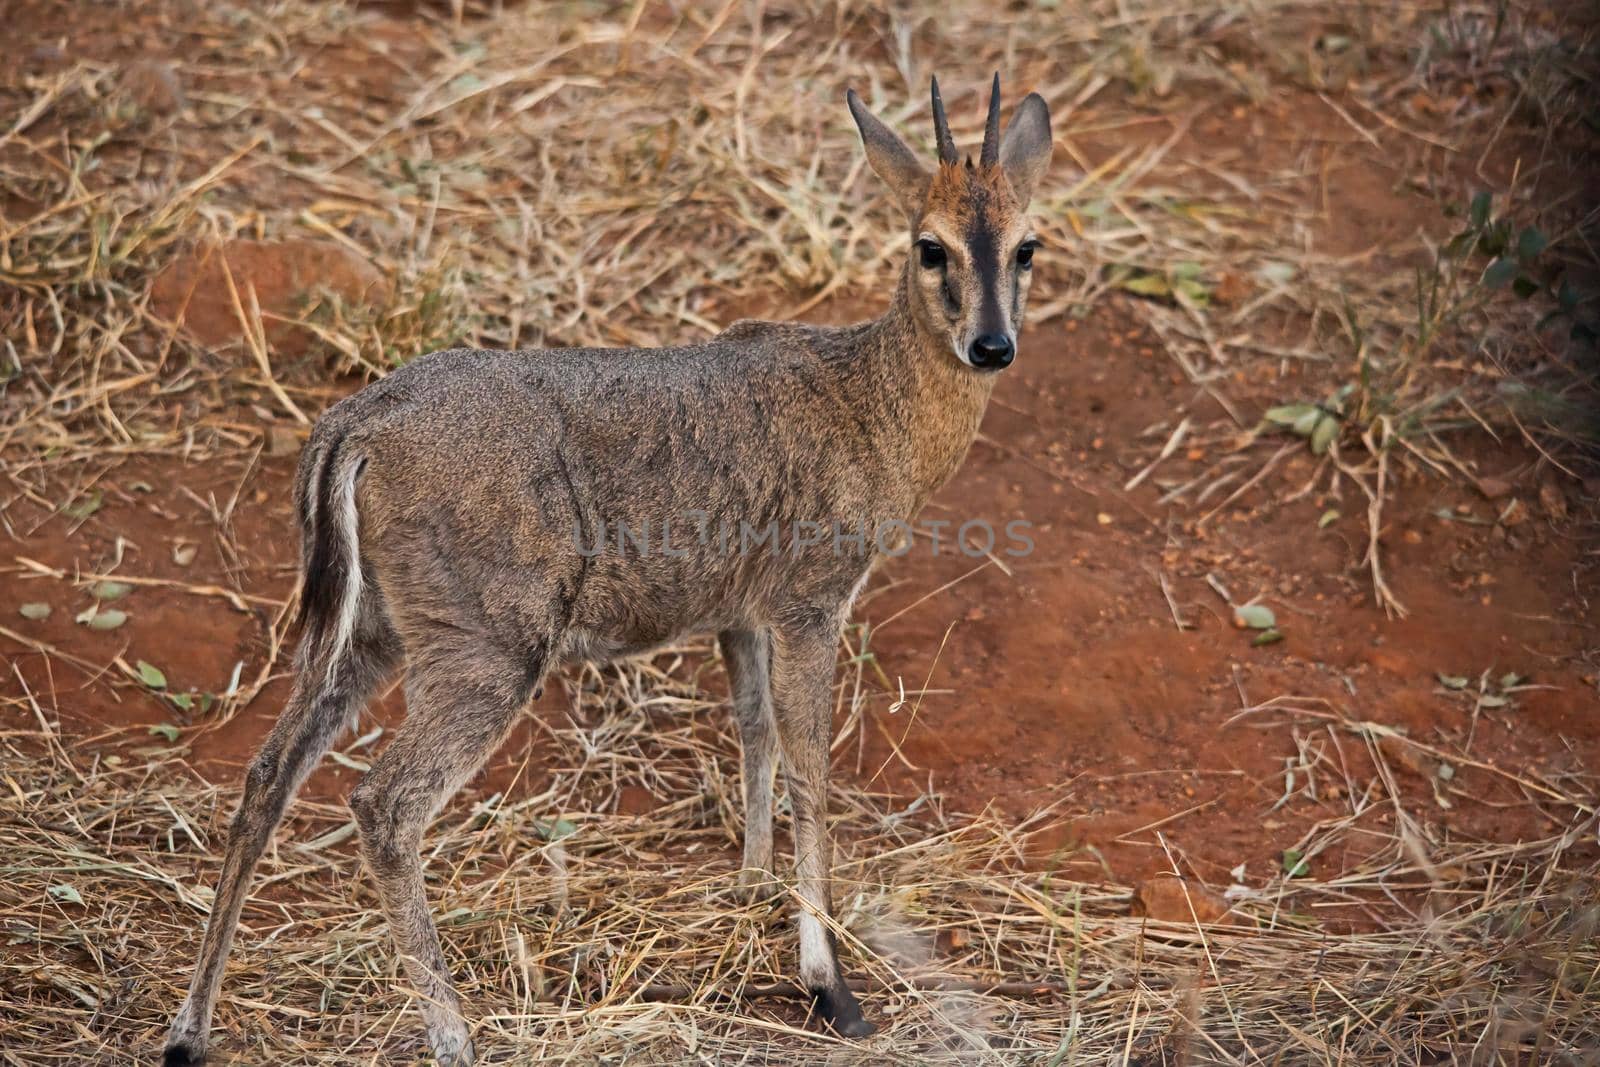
979, 71, 1002, 167
930, 76, 958, 165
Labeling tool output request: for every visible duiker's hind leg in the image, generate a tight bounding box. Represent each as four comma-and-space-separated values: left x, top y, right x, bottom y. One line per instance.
348, 642, 542, 1067
719, 628, 780, 901
166, 617, 399, 1065
769, 619, 875, 1038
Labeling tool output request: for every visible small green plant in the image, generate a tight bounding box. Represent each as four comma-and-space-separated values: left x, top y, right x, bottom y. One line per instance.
1255, 190, 1575, 618
1261, 384, 1355, 456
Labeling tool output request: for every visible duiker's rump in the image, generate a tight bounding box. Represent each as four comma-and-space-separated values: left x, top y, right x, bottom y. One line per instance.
165, 74, 1051, 1066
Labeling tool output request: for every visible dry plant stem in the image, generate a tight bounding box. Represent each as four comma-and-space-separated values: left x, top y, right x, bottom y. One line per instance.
13, 556, 280, 613
1333, 421, 1408, 620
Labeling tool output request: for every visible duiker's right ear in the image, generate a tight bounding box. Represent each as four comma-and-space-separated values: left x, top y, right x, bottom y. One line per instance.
847, 89, 929, 222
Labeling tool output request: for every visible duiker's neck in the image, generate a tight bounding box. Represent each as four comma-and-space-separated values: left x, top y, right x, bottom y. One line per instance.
862, 267, 997, 508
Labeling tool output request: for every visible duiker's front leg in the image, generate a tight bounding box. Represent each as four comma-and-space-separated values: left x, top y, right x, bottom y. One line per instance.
347, 649, 539, 1067
718, 627, 779, 900
769, 617, 876, 1038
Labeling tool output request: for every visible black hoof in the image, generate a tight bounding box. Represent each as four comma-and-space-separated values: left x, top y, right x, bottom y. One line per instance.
813, 986, 877, 1039
162, 1042, 205, 1067
832, 1014, 878, 1039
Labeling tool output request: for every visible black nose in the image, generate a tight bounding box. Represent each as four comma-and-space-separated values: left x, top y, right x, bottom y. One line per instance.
968, 333, 1014, 370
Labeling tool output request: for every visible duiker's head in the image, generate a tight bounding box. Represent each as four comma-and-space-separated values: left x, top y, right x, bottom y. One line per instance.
847, 75, 1052, 371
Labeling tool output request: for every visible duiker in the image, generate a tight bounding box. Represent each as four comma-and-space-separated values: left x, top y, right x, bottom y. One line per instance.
166, 74, 1051, 1065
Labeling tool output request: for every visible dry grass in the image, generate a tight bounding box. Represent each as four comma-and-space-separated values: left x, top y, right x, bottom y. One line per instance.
3, 648, 1598, 1064
2, 0, 1598, 1064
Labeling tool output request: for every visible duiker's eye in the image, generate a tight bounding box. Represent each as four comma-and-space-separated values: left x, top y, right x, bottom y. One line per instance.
1016, 240, 1040, 270
916, 239, 947, 270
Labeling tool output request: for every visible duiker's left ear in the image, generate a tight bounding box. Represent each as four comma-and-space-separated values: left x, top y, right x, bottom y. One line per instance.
847, 88, 930, 223
1000, 93, 1052, 207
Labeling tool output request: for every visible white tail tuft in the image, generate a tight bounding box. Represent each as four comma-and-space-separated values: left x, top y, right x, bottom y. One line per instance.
323, 457, 365, 685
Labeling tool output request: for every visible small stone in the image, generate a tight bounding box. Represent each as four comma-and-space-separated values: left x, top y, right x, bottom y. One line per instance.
1476, 476, 1513, 501
1537, 481, 1568, 521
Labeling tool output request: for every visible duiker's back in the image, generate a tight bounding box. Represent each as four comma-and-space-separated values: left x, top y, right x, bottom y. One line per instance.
322, 323, 900, 655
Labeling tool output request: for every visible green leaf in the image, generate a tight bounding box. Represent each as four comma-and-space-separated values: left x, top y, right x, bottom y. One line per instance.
169, 693, 194, 711
148, 723, 180, 742
19, 602, 51, 620
1317, 509, 1340, 529
1483, 257, 1518, 289
1116, 271, 1172, 298
48, 884, 85, 906
537, 818, 579, 842
86, 609, 128, 631
62, 490, 103, 520
1558, 279, 1580, 311
1499, 671, 1523, 689
93, 580, 132, 600
1479, 694, 1509, 709
1174, 277, 1211, 306
1282, 849, 1310, 877
1437, 763, 1455, 781
1235, 604, 1276, 630
1263, 403, 1319, 427
1437, 673, 1469, 690
1309, 413, 1339, 455
1291, 408, 1322, 437
1252, 628, 1284, 647
1512, 276, 1539, 299
1516, 227, 1547, 261
1469, 191, 1491, 228
136, 660, 167, 689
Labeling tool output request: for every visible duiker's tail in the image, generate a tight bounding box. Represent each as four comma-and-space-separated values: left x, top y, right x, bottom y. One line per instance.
294, 435, 367, 680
